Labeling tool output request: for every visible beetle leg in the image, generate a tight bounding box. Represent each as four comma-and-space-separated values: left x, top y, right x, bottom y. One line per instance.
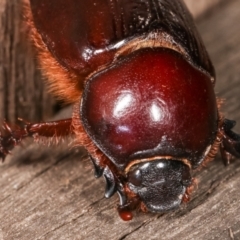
117, 194, 134, 221
90, 155, 124, 204
0, 118, 73, 161
182, 178, 198, 203
103, 166, 118, 198
220, 119, 240, 165
117, 185, 142, 221
89, 154, 136, 220
89, 155, 104, 178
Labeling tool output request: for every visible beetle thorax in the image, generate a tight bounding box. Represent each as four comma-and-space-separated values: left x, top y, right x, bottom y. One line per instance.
80, 47, 218, 170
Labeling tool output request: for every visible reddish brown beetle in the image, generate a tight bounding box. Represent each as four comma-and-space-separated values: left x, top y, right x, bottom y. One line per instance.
1, 0, 240, 221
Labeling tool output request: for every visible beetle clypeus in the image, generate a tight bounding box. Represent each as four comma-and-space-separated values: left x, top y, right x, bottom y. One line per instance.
1, 0, 240, 221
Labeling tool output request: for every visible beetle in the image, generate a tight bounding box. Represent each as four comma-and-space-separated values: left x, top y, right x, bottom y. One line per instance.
1, 0, 240, 221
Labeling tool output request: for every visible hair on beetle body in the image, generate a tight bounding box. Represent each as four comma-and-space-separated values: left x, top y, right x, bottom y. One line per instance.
1, 0, 240, 221
23, 0, 82, 103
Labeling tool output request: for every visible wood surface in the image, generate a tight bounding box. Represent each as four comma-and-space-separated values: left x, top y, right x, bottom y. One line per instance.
0, 0, 54, 123
1, 0, 240, 239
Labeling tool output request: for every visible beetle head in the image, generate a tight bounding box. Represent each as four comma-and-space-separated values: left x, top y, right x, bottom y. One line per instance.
126, 159, 191, 212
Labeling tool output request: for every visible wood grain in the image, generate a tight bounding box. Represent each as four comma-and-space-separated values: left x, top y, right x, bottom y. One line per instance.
0, 0, 54, 123
0, 0, 240, 239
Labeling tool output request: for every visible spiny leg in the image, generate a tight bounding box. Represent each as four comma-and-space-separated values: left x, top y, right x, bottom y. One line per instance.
89, 154, 138, 221
0, 118, 73, 161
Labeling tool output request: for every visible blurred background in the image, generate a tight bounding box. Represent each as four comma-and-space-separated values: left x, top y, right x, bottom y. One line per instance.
184, 0, 222, 17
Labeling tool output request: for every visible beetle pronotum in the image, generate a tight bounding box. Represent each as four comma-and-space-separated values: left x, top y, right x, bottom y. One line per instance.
1, 0, 240, 221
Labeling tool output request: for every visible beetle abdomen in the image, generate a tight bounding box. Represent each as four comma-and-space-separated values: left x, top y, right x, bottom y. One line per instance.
81, 48, 218, 169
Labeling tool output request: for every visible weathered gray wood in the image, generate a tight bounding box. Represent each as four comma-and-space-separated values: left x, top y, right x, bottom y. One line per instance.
0, 1, 240, 239
0, 0, 54, 123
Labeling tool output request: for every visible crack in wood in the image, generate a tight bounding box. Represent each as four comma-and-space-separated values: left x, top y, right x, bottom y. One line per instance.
118, 219, 154, 240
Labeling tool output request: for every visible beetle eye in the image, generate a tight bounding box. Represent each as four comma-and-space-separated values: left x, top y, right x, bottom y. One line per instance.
128, 169, 142, 187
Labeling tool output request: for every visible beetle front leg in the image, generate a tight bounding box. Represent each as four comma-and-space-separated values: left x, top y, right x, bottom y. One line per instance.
220, 119, 240, 165
0, 118, 73, 161
89, 154, 137, 221
182, 178, 198, 203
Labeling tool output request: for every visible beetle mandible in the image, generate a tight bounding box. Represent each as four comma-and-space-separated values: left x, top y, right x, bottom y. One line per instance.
1, 0, 240, 221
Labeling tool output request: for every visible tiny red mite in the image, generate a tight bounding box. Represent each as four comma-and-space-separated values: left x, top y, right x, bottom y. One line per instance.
1, 0, 240, 221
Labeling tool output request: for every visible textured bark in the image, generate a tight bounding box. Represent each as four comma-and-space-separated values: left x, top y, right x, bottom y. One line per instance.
0, 1, 240, 240
0, 0, 54, 123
